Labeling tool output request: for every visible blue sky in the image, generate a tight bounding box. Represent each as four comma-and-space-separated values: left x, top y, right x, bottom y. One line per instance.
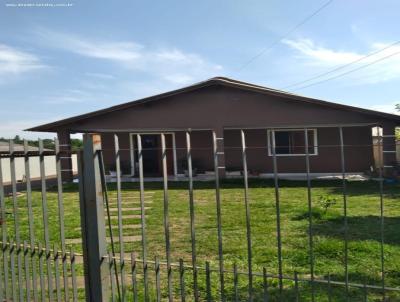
1, 0, 400, 139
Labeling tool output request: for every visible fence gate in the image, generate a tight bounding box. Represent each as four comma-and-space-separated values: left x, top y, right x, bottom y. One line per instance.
0, 126, 399, 301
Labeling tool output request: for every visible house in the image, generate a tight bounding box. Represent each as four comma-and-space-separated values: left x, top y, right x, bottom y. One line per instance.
27, 77, 400, 181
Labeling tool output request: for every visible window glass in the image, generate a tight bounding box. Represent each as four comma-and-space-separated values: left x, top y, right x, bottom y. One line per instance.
270, 130, 316, 155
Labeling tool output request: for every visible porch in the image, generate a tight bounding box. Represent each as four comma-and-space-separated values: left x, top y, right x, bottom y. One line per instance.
58, 123, 398, 182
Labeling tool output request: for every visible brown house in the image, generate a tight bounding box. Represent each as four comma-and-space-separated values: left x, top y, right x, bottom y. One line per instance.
27, 77, 400, 180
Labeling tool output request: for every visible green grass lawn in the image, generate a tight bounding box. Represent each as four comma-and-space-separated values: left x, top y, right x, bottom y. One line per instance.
2, 179, 400, 301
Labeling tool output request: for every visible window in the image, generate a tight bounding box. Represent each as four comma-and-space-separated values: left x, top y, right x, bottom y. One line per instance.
267, 129, 318, 156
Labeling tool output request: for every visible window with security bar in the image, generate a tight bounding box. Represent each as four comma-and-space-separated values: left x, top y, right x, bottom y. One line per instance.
268, 129, 318, 156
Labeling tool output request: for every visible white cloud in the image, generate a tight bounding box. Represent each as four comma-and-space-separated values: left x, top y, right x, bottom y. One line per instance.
42, 89, 93, 104
366, 102, 399, 115
0, 44, 46, 76
0, 119, 55, 139
282, 38, 400, 84
85, 72, 115, 80
35, 30, 223, 85
283, 39, 361, 66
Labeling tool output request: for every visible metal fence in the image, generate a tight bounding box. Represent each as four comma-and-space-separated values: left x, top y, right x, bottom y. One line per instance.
0, 127, 398, 301
0, 139, 80, 301
79, 128, 399, 302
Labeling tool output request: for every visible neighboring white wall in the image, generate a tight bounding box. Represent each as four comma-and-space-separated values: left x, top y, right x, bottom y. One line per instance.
1, 154, 78, 183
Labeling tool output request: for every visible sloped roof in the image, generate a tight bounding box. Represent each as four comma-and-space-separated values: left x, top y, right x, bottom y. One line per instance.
27, 76, 400, 132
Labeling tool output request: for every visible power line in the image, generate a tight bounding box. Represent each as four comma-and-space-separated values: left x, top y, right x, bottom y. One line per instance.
290, 49, 400, 91
282, 39, 400, 90
237, 0, 334, 72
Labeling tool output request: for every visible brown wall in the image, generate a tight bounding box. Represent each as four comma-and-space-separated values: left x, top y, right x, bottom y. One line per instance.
224, 127, 374, 173
101, 133, 132, 174
175, 130, 213, 173
100, 127, 374, 175
66, 85, 395, 132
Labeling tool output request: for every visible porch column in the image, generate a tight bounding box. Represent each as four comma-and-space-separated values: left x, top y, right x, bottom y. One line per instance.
381, 123, 397, 177
213, 127, 226, 178
57, 130, 74, 182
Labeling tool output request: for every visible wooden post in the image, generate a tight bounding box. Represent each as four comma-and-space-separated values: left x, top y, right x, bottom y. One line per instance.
213, 128, 226, 178
78, 134, 110, 301
381, 123, 397, 177
57, 130, 74, 182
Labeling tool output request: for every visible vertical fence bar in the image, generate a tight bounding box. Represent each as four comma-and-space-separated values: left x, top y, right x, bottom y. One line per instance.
54, 139, 69, 302
212, 131, 225, 302
338, 127, 349, 299
23, 241, 31, 302
108, 253, 115, 302
136, 134, 149, 302
98, 148, 121, 302
270, 130, 283, 296
54, 244, 61, 302
363, 278, 368, 302
114, 134, 125, 301
78, 134, 110, 301
294, 271, 299, 302
185, 131, 199, 302
263, 267, 268, 302
304, 128, 315, 301
233, 263, 239, 302
24, 140, 39, 302
205, 261, 211, 302
38, 242, 45, 302
240, 130, 253, 301
327, 273, 332, 302
161, 133, 173, 301
70, 248, 77, 302
0, 238, 3, 302
39, 139, 54, 301
10, 241, 17, 302
378, 128, 385, 300
0, 151, 9, 301
9, 140, 24, 302
155, 256, 161, 302
45, 245, 53, 302
131, 253, 137, 302
179, 258, 186, 302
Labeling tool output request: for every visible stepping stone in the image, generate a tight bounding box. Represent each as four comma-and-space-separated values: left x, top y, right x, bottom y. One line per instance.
76, 274, 141, 288
65, 238, 83, 245
73, 256, 84, 264
74, 224, 142, 232
107, 207, 150, 212
108, 201, 153, 206
111, 224, 142, 230
106, 235, 142, 243
107, 214, 142, 220
66, 235, 142, 245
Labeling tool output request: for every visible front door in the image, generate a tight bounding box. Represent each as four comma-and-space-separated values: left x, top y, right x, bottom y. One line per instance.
131, 133, 175, 177
142, 135, 160, 176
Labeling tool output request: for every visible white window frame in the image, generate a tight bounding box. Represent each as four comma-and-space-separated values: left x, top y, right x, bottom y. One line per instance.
129, 132, 177, 176
267, 129, 318, 157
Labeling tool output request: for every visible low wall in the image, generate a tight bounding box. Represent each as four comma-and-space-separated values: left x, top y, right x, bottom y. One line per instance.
1, 154, 78, 184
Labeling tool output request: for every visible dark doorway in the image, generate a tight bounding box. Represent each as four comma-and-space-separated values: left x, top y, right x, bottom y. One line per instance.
142, 135, 160, 176
132, 134, 175, 177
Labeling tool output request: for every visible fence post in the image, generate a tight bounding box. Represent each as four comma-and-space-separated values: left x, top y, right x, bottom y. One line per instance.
78, 134, 110, 301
